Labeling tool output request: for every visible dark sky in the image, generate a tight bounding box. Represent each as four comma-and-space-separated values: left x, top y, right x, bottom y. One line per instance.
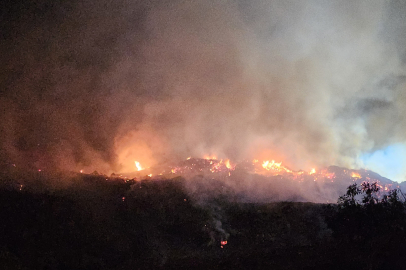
1, 0, 406, 176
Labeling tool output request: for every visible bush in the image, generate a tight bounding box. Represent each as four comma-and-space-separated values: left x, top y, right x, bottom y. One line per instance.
326, 182, 406, 269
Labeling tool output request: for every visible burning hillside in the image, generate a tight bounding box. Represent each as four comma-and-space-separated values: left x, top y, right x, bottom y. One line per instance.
3, 153, 401, 204
1, 158, 406, 270
115, 157, 401, 204
2, 1, 406, 268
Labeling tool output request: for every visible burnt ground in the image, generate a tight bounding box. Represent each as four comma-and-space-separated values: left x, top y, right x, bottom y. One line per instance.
0, 172, 405, 270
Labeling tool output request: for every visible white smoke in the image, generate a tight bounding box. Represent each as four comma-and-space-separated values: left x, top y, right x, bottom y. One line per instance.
1, 0, 406, 181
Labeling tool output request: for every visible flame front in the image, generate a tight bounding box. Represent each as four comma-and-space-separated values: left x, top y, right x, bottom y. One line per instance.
262, 160, 293, 173
128, 156, 394, 196
262, 160, 280, 170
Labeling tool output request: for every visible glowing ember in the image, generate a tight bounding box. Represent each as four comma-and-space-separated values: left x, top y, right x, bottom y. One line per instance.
210, 160, 222, 172
309, 168, 316, 175
134, 161, 144, 171
324, 172, 335, 179
221, 240, 227, 246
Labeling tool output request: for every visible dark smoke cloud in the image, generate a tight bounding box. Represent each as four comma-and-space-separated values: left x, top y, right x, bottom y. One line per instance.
1, 0, 406, 176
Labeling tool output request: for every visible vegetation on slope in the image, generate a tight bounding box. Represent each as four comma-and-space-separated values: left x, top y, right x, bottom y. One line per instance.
0, 173, 405, 269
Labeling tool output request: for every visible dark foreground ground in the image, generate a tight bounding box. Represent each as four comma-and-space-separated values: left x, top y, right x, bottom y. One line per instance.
0, 172, 405, 270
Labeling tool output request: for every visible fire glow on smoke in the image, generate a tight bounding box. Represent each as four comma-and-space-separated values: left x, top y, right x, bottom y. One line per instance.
3, 0, 406, 186
130, 156, 396, 193
109, 155, 398, 204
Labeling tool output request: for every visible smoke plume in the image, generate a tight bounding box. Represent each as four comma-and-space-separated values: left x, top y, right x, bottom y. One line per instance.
1, 0, 406, 179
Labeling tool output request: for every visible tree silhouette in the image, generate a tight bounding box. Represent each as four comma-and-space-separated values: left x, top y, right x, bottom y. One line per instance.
326, 182, 406, 269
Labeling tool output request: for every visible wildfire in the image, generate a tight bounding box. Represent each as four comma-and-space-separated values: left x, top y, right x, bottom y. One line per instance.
224, 159, 234, 170
262, 160, 282, 171
126, 156, 392, 195
210, 160, 223, 173
261, 160, 293, 173
134, 161, 144, 171
351, 172, 361, 178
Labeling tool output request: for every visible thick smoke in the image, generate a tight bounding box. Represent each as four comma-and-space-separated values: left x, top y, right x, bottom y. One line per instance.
1, 0, 406, 178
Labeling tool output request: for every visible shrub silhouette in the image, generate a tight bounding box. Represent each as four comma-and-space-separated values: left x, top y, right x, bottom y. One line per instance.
326, 182, 406, 269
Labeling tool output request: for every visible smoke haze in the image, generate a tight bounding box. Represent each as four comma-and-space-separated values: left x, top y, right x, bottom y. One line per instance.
1, 0, 406, 179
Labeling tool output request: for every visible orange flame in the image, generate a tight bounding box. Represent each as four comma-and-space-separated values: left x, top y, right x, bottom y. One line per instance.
225, 159, 234, 170
351, 172, 361, 178
261, 160, 294, 174
134, 161, 144, 171
262, 160, 282, 171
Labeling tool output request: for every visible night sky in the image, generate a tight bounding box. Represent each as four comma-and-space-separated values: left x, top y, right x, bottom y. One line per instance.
1, 0, 406, 181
